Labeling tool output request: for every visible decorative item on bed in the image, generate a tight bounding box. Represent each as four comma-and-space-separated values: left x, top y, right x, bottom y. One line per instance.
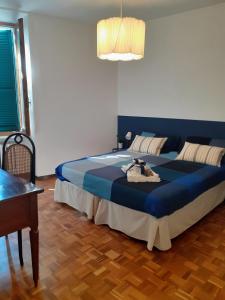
121, 158, 161, 183
128, 135, 167, 155
176, 142, 225, 167
182, 136, 225, 164
131, 131, 181, 154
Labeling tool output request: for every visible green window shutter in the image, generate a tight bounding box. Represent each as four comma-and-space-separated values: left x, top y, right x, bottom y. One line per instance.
0, 30, 20, 132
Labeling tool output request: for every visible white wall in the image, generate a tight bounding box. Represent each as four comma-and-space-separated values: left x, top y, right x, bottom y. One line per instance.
118, 3, 225, 122
28, 14, 118, 176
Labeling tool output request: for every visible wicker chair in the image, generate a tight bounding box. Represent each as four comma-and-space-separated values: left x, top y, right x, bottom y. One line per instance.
2, 133, 36, 266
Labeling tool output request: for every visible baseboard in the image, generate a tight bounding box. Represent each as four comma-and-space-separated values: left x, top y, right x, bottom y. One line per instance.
36, 174, 56, 181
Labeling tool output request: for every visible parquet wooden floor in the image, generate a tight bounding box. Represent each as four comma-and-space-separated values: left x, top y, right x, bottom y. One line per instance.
1, 177, 225, 300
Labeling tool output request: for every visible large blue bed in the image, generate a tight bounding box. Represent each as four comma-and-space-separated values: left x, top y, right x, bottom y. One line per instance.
56, 150, 225, 218
55, 150, 225, 250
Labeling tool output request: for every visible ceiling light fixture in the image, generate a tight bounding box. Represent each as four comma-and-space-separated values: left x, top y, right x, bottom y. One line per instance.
97, 0, 146, 61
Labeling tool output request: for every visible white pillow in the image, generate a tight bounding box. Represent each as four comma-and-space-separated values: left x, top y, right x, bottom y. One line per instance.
176, 142, 225, 167
128, 135, 167, 156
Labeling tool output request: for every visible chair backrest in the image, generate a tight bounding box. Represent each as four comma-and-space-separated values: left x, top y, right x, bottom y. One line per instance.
2, 133, 35, 184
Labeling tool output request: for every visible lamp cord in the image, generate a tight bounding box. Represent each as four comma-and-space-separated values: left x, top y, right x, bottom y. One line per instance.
112, 0, 124, 54
120, 0, 123, 18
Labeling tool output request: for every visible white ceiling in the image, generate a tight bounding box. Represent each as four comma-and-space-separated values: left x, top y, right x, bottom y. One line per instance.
0, 0, 224, 23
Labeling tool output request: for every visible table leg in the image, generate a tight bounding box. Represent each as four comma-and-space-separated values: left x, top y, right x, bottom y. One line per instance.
18, 230, 24, 266
29, 229, 39, 287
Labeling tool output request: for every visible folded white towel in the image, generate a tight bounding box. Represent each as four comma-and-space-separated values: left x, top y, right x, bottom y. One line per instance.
121, 163, 134, 173
127, 172, 160, 183
121, 163, 161, 183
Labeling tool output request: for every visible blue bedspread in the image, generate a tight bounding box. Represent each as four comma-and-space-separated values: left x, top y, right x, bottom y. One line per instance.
56, 151, 225, 218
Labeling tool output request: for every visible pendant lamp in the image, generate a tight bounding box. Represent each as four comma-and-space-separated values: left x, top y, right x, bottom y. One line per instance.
97, 0, 146, 61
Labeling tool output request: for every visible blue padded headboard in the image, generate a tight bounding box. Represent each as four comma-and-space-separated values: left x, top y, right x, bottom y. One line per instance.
118, 116, 225, 140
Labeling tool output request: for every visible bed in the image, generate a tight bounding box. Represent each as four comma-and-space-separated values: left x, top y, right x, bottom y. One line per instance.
54, 150, 225, 251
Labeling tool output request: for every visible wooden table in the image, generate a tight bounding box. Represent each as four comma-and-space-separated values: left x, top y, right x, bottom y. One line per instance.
0, 169, 44, 286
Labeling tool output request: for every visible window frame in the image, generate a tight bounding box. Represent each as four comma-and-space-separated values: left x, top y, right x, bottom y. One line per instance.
0, 20, 31, 137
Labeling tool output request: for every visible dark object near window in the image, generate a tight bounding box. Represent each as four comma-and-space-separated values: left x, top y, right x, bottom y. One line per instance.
0, 19, 31, 136
0, 30, 20, 132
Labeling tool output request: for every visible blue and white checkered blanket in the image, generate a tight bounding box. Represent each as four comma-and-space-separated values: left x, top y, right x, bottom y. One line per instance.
56, 151, 225, 218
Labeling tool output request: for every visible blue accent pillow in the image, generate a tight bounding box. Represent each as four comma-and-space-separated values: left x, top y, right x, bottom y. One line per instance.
160, 151, 178, 160
186, 136, 211, 145
210, 139, 225, 148
141, 132, 180, 153
141, 131, 155, 137
156, 134, 181, 153
178, 136, 211, 153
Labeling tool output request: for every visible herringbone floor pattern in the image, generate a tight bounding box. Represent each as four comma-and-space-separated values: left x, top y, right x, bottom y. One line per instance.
1, 177, 225, 300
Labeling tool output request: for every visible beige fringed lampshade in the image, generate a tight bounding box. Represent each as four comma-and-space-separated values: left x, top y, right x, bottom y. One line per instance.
97, 17, 146, 61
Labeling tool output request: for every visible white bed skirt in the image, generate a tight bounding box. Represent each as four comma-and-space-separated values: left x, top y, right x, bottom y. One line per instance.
54, 179, 225, 251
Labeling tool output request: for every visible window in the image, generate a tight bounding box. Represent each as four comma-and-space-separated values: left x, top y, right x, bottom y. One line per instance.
0, 29, 20, 132
0, 19, 30, 136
